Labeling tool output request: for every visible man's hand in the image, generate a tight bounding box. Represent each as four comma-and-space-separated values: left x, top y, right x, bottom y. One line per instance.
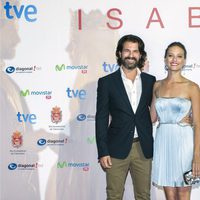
99, 156, 112, 170
180, 114, 193, 125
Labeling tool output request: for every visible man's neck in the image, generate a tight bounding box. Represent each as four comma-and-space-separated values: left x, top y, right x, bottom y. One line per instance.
121, 66, 138, 81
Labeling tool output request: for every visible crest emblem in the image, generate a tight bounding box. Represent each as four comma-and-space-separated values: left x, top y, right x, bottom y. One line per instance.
12, 131, 23, 148
51, 106, 62, 124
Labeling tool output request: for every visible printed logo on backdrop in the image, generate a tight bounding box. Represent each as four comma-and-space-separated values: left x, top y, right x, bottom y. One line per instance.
10, 131, 26, 155
5, 65, 42, 74
51, 106, 62, 124
12, 131, 23, 148
102, 62, 119, 73
2, 1, 38, 22
55, 64, 88, 74
8, 162, 43, 171
37, 138, 68, 146
66, 87, 86, 100
17, 112, 37, 124
87, 136, 96, 144
182, 63, 200, 74
57, 161, 90, 171
5, 66, 15, 73
49, 106, 66, 131
20, 89, 52, 99
77, 114, 95, 121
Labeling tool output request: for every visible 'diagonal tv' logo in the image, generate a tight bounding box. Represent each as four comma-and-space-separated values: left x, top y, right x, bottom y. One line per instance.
8, 163, 17, 170
6, 66, 15, 74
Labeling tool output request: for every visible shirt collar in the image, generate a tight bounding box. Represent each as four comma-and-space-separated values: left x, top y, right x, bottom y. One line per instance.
120, 67, 141, 81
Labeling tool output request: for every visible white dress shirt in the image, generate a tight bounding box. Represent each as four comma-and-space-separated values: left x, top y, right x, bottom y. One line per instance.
120, 67, 142, 138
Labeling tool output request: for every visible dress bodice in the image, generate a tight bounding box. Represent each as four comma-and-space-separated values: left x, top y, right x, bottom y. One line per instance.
155, 97, 191, 124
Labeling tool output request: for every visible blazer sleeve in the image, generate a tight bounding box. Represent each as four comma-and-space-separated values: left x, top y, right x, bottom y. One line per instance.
95, 77, 110, 159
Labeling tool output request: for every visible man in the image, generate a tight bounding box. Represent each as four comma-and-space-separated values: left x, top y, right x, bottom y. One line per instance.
95, 34, 156, 200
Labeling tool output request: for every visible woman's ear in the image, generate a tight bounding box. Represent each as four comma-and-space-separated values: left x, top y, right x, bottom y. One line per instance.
183, 59, 186, 66
164, 58, 168, 70
164, 58, 166, 65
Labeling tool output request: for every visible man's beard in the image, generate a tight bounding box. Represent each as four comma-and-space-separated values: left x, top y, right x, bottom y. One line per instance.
121, 57, 139, 70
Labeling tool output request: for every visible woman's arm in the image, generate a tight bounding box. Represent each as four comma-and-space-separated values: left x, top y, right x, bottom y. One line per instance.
190, 83, 200, 177
150, 81, 160, 123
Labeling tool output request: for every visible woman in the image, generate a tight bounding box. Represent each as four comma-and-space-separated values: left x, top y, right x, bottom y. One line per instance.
151, 42, 200, 200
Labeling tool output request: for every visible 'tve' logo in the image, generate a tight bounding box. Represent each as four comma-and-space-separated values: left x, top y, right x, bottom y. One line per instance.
17, 112, 37, 124
3, 2, 37, 22
102, 62, 119, 73
66, 88, 86, 100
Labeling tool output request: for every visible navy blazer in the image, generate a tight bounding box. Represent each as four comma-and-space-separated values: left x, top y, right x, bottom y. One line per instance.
95, 69, 156, 159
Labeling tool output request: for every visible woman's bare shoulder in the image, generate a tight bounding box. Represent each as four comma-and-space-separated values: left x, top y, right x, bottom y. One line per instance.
186, 79, 199, 88
186, 80, 200, 96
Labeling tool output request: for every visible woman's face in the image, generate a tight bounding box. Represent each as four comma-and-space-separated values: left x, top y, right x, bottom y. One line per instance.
164, 46, 186, 71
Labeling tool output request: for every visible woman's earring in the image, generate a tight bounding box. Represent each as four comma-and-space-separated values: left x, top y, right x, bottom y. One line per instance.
182, 65, 185, 70
165, 65, 168, 71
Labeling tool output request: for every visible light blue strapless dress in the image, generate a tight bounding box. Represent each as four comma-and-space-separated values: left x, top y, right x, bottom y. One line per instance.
152, 97, 194, 187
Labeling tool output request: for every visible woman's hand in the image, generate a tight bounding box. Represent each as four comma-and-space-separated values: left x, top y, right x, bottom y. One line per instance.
192, 156, 200, 177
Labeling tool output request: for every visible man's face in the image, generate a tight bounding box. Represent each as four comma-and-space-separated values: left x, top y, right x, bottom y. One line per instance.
119, 41, 141, 70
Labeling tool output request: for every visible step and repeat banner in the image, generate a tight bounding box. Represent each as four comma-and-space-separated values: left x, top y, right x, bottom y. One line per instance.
1, 0, 200, 199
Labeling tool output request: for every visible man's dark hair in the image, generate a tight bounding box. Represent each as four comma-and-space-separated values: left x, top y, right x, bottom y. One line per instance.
116, 34, 147, 69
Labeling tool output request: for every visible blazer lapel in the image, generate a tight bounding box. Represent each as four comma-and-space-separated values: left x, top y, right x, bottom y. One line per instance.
136, 72, 147, 113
